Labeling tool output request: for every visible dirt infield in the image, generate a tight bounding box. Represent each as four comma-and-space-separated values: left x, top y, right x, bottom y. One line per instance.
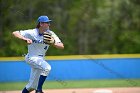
0, 87, 140, 93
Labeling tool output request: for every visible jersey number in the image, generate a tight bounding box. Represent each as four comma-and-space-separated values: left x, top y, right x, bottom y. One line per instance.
44, 46, 48, 50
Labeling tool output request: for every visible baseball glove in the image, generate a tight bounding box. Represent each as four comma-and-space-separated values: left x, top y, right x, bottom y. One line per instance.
43, 32, 55, 45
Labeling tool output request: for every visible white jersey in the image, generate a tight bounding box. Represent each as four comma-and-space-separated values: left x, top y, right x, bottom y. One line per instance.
20, 28, 61, 57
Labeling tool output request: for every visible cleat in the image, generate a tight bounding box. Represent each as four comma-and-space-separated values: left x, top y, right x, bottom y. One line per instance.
35, 91, 44, 93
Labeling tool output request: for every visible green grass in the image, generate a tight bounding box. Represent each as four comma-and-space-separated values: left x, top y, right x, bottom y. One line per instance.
0, 79, 140, 91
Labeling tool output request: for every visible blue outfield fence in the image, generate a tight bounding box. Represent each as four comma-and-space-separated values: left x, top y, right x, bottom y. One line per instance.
0, 54, 140, 82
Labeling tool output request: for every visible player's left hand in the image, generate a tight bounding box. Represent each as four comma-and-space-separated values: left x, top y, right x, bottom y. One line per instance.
43, 32, 55, 45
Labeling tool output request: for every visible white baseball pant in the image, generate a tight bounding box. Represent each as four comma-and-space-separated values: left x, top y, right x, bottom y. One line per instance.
24, 55, 51, 91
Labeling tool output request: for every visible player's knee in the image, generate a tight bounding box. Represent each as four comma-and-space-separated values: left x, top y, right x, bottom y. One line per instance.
45, 64, 51, 74
41, 64, 51, 76
46, 64, 51, 71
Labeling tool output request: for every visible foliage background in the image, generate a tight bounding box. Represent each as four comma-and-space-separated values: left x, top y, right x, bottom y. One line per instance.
0, 0, 140, 56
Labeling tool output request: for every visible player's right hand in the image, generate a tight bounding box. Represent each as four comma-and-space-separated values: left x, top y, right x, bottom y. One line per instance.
25, 38, 32, 44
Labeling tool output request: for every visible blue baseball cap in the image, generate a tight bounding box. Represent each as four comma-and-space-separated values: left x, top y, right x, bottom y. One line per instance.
37, 16, 52, 23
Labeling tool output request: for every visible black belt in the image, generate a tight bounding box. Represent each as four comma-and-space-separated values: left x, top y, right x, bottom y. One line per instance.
38, 55, 44, 57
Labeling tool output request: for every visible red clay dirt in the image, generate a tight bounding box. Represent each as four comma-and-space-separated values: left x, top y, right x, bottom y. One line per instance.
0, 87, 140, 93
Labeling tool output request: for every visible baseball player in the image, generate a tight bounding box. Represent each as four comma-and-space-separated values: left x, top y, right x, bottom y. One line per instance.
12, 15, 64, 93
